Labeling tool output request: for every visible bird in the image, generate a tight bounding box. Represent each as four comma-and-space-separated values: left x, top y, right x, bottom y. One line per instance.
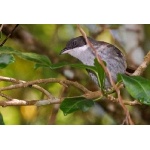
60, 36, 127, 88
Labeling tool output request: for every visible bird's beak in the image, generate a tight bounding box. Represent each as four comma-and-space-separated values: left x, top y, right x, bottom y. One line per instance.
59, 48, 67, 55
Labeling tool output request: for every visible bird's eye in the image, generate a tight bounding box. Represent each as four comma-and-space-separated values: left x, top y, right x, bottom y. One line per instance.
72, 40, 77, 47
116, 50, 122, 57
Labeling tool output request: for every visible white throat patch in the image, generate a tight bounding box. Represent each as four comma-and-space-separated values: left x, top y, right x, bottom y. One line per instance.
63, 45, 95, 65
66, 45, 89, 55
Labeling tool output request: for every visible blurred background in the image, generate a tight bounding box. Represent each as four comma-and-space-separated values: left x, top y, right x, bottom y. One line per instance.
0, 24, 150, 125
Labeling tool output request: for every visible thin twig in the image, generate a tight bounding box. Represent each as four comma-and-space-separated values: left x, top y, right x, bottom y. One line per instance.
123, 100, 141, 105
118, 90, 134, 124
116, 50, 150, 92
77, 24, 116, 88
0, 24, 4, 32
0, 92, 12, 100
77, 25, 134, 124
48, 86, 66, 124
107, 95, 141, 105
0, 76, 53, 99
0, 24, 19, 47
0, 77, 90, 94
132, 51, 150, 76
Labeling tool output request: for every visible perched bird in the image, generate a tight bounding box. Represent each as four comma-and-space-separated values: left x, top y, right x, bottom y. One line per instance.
60, 36, 127, 88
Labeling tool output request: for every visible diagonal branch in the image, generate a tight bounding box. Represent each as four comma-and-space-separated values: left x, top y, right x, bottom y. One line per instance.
77, 24, 116, 88
0, 24, 4, 32
77, 25, 134, 124
132, 51, 150, 76
0, 24, 19, 47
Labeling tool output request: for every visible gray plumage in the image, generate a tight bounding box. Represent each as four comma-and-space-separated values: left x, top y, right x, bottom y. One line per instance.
60, 36, 127, 88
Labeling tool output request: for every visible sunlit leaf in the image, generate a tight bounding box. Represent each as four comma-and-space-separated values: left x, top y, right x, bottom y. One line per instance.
60, 97, 94, 115
120, 74, 150, 105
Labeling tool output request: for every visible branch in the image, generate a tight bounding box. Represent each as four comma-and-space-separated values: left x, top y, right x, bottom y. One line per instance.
0, 92, 12, 100
0, 98, 60, 107
132, 51, 150, 76
48, 86, 66, 124
0, 24, 4, 32
0, 77, 91, 94
77, 25, 134, 124
123, 100, 141, 105
117, 50, 150, 89
107, 95, 141, 105
1, 24, 55, 57
77, 24, 116, 88
0, 76, 53, 99
0, 89, 140, 107
0, 24, 19, 47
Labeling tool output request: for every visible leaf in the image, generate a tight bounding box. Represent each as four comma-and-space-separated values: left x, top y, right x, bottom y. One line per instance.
34, 63, 50, 69
117, 73, 122, 83
18, 53, 51, 66
49, 62, 69, 69
50, 59, 106, 89
0, 46, 19, 54
60, 97, 94, 115
0, 54, 15, 69
0, 46, 52, 68
120, 74, 150, 105
0, 113, 5, 125
94, 59, 105, 89
70, 63, 96, 72
49, 62, 96, 71
0, 47, 98, 72
34, 62, 68, 69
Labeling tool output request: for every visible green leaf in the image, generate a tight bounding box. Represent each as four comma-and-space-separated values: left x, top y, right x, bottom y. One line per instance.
60, 97, 94, 115
0, 54, 15, 69
49, 62, 96, 72
34, 63, 51, 69
117, 73, 122, 83
18, 53, 51, 66
70, 63, 96, 72
50, 62, 69, 69
0, 46, 52, 68
94, 59, 105, 89
0, 46, 19, 54
49, 59, 106, 89
120, 74, 150, 105
0, 113, 5, 125
34, 62, 68, 69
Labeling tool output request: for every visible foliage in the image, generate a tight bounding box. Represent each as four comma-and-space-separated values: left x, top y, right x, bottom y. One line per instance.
0, 24, 150, 125
0, 46, 51, 68
60, 97, 94, 115
120, 74, 150, 105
